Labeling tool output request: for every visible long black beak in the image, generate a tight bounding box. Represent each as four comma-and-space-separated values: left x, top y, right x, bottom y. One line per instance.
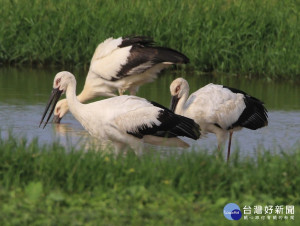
170, 95, 180, 112
52, 115, 62, 124
39, 88, 63, 129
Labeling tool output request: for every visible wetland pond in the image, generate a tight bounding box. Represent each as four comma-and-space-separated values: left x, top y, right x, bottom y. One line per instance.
0, 67, 299, 158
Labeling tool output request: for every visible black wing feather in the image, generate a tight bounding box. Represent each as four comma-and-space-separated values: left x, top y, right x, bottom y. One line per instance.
127, 101, 200, 140
114, 46, 189, 80
118, 36, 155, 48
223, 86, 263, 103
223, 86, 269, 130
110, 36, 189, 81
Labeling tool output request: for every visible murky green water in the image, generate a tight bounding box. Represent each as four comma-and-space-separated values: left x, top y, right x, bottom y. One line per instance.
0, 67, 299, 156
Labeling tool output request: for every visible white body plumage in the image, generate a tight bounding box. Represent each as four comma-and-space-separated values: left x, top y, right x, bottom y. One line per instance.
176, 83, 246, 143
170, 78, 268, 161
53, 36, 189, 123
40, 72, 200, 153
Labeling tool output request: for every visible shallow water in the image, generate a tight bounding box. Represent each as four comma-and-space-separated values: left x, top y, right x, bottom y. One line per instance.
0, 67, 299, 157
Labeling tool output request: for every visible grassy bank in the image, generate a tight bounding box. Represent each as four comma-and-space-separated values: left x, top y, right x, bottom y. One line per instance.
0, 136, 300, 225
0, 0, 299, 80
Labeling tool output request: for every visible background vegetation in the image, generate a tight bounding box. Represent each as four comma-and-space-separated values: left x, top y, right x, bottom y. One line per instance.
1, 0, 299, 224
0, 0, 299, 80
0, 136, 299, 225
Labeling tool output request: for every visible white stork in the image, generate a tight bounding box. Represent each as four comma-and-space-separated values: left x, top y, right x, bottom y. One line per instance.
169, 78, 268, 161
40, 72, 200, 152
53, 36, 189, 123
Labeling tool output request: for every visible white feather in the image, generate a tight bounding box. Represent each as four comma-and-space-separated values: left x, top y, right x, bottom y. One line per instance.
49, 72, 192, 152
53, 37, 187, 122
90, 46, 131, 81
143, 136, 189, 148
127, 62, 154, 75
91, 37, 123, 60
184, 83, 245, 129
170, 78, 246, 155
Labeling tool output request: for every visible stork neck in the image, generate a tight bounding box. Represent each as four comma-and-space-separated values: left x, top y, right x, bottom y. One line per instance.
66, 80, 83, 116
176, 89, 189, 115
77, 84, 94, 103
76, 71, 116, 103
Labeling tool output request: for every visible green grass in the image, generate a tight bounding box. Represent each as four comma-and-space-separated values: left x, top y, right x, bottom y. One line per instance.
0, 136, 300, 225
0, 0, 299, 80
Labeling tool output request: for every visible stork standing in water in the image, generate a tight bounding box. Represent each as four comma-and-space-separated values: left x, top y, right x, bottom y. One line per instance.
53, 36, 189, 123
40, 72, 200, 152
169, 78, 268, 161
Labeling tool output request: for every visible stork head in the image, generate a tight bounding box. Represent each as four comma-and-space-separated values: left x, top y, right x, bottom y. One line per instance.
52, 71, 75, 92
52, 99, 69, 123
40, 71, 75, 128
169, 78, 189, 112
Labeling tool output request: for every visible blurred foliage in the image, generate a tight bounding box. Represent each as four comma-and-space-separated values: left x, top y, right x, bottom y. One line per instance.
0, 135, 300, 224
0, 0, 299, 80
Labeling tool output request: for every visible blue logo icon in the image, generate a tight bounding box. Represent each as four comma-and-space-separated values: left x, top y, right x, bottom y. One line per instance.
223, 203, 242, 220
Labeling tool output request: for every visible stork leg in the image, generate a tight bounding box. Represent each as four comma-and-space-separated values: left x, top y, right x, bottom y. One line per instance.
214, 128, 227, 160
118, 88, 125, 95
227, 131, 233, 162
